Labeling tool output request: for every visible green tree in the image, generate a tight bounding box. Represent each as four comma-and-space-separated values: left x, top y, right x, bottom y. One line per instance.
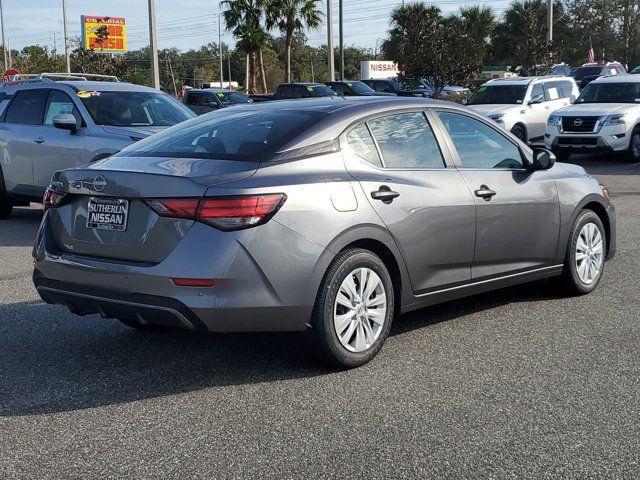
266, 0, 322, 82
458, 6, 495, 68
383, 4, 480, 93
222, 0, 268, 92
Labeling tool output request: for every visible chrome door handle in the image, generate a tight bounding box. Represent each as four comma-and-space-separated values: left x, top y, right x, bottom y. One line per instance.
371, 185, 400, 204
34, 137, 45, 144
474, 185, 497, 200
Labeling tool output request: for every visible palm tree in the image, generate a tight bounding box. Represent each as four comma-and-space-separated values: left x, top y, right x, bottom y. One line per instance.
222, 0, 268, 92
458, 6, 494, 69
266, 0, 322, 83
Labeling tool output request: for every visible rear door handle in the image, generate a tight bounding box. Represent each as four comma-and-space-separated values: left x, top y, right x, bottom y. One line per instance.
371, 185, 400, 204
34, 137, 45, 144
474, 185, 497, 200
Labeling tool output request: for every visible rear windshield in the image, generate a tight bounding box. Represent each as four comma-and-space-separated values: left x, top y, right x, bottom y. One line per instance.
115, 109, 325, 161
467, 85, 527, 105
576, 82, 640, 104
571, 67, 602, 80
348, 81, 374, 94
303, 85, 337, 97
79, 91, 195, 127
214, 90, 250, 105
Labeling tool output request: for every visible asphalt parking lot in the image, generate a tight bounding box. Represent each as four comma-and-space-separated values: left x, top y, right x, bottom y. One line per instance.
1, 156, 638, 479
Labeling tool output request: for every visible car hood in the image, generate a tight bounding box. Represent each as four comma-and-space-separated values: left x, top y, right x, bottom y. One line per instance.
100, 125, 169, 139
467, 104, 523, 116
555, 103, 639, 116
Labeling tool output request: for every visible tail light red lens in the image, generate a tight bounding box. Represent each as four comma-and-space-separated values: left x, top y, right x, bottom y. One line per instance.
146, 194, 286, 231
43, 188, 67, 211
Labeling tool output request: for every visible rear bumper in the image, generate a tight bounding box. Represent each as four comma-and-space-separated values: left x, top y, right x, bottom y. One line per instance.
33, 213, 326, 332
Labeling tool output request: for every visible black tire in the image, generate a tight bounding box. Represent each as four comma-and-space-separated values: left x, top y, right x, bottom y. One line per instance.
625, 127, 640, 163
0, 168, 12, 219
511, 124, 527, 142
309, 248, 395, 368
558, 210, 606, 296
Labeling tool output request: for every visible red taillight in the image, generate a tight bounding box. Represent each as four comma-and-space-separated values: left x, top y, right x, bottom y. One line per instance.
172, 278, 216, 287
145, 194, 286, 231
43, 188, 67, 211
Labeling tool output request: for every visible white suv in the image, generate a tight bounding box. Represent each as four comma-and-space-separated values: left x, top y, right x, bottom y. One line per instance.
545, 75, 640, 162
467, 76, 579, 144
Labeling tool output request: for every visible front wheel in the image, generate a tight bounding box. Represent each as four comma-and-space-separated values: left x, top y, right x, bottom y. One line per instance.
310, 249, 395, 368
625, 128, 640, 163
558, 210, 606, 295
510, 125, 526, 142
0, 193, 12, 219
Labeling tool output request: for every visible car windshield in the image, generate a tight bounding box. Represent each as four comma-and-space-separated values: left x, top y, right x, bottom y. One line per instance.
214, 90, 250, 105
575, 82, 640, 104
115, 109, 326, 161
348, 81, 374, 94
467, 85, 527, 105
305, 85, 337, 97
571, 67, 602, 80
79, 91, 195, 127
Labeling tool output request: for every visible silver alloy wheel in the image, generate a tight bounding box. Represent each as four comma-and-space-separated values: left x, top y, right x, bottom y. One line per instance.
632, 132, 640, 159
575, 222, 604, 285
333, 267, 387, 353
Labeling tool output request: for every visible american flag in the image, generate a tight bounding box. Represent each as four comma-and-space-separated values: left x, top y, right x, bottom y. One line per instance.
587, 39, 595, 63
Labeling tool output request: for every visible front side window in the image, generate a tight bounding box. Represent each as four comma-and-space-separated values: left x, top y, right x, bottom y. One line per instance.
116, 109, 325, 162
80, 91, 194, 127
467, 85, 527, 105
438, 112, 523, 169
4, 89, 48, 125
576, 82, 640, 104
367, 112, 445, 169
44, 90, 82, 125
530, 83, 546, 102
345, 123, 382, 167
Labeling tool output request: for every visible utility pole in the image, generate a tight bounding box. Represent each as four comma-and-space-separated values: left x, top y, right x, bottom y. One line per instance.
339, 0, 344, 80
148, 0, 160, 89
0, 0, 7, 72
326, 0, 335, 81
218, 14, 224, 88
62, 0, 71, 73
546, 0, 553, 66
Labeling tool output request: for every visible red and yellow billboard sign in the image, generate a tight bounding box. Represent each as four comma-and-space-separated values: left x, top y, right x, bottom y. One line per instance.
81, 16, 127, 53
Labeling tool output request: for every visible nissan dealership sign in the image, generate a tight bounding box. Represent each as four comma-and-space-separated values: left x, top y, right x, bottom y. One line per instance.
360, 61, 402, 80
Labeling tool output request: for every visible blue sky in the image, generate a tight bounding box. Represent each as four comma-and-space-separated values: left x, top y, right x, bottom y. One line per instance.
2, 0, 511, 53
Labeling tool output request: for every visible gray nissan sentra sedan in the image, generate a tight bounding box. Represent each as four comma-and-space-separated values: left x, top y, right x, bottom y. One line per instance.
33, 96, 616, 367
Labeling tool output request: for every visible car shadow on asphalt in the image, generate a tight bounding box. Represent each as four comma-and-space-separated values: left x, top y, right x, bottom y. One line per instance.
0, 206, 42, 247
0, 280, 561, 417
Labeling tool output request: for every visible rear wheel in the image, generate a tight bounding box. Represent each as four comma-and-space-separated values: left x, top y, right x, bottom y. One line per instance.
558, 210, 606, 295
625, 127, 640, 163
310, 248, 395, 368
511, 125, 527, 142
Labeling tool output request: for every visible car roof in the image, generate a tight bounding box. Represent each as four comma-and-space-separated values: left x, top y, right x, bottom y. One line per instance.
224, 96, 465, 153
484, 76, 571, 86
591, 74, 640, 84
187, 88, 237, 94
59, 81, 161, 92
279, 82, 326, 87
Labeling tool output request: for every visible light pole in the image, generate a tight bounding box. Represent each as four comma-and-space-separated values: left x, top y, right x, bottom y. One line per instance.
339, 0, 344, 80
0, 0, 7, 72
326, 0, 335, 81
148, 0, 160, 89
546, 0, 553, 65
62, 0, 70, 73
218, 13, 224, 88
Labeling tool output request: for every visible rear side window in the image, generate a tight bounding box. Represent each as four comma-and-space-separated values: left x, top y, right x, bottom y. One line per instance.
44, 90, 82, 125
116, 109, 326, 161
4, 90, 48, 125
558, 81, 574, 98
185, 93, 201, 106
544, 82, 560, 100
367, 112, 445, 169
345, 123, 382, 167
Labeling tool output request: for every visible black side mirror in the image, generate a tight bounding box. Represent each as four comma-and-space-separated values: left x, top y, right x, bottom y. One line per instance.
532, 148, 556, 170
52, 114, 78, 135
